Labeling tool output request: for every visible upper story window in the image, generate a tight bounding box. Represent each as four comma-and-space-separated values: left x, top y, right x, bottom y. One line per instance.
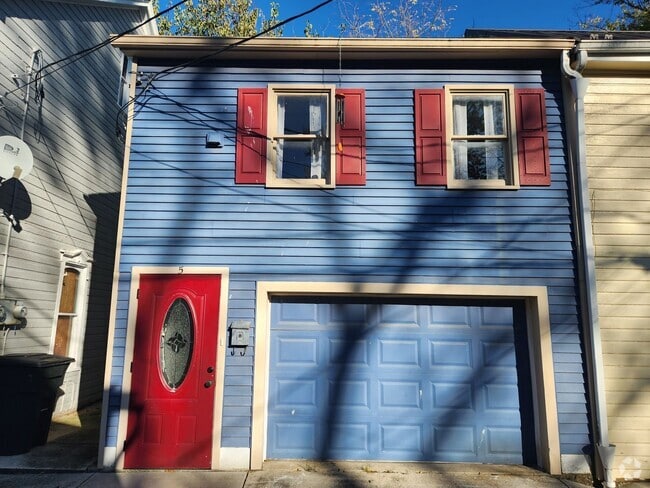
267, 85, 336, 188
446, 86, 519, 189
235, 86, 366, 187
415, 86, 550, 188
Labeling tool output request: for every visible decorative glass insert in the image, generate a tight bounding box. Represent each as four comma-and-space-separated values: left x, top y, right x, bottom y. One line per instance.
160, 298, 194, 390
451, 92, 511, 184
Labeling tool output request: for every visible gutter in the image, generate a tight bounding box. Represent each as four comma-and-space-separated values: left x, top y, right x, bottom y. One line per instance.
560, 47, 616, 488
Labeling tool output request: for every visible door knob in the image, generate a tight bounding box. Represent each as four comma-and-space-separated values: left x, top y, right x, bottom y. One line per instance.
204, 380, 213, 388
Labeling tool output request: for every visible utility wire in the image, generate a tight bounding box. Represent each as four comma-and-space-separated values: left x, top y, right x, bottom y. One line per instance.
3, 0, 191, 99
117, 0, 334, 134
132, 0, 334, 111
145, 0, 334, 83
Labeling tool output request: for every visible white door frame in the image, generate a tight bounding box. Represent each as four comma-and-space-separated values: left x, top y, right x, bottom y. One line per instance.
114, 266, 230, 470
251, 281, 561, 474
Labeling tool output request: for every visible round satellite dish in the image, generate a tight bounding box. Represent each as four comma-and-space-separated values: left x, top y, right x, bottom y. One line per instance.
0, 135, 34, 180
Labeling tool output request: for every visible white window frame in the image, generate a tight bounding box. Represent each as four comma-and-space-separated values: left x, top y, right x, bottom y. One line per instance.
49, 249, 92, 369
266, 84, 337, 189
445, 85, 520, 190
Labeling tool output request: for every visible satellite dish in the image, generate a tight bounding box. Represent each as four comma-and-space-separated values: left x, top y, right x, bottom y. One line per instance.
0, 135, 34, 180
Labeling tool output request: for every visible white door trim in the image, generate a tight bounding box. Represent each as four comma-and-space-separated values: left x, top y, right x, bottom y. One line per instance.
114, 266, 230, 470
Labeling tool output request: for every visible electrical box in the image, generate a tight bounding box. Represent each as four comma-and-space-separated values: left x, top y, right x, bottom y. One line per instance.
229, 320, 250, 348
0, 299, 27, 326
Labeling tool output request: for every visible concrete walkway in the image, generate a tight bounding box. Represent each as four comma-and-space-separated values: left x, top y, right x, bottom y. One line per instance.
0, 404, 646, 488
0, 462, 595, 488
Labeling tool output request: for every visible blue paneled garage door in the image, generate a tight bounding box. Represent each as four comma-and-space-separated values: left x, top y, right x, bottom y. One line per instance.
267, 298, 532, 464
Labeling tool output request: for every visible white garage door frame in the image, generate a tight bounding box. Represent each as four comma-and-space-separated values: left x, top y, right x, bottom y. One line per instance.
251, 282, 560, 474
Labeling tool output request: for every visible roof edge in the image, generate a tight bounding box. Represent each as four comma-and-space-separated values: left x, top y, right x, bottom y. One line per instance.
112, 35, 576, 61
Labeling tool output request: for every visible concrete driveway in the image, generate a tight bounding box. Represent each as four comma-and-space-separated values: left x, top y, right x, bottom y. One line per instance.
0, 460, 595, 488
0, 403, 611, 488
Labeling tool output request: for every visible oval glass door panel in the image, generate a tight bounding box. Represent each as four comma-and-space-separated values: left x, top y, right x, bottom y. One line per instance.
160, 298, 194, 390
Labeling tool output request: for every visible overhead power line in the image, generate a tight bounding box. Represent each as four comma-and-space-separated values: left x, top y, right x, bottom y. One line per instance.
117, 0, 335, 134
2, 0, 191, 100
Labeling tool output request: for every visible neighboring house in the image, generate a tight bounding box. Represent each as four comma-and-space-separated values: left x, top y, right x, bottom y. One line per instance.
462, 29, 650, 485
564, 37, 650, 482
0, 0, 155, 415
100, 34, 608, 478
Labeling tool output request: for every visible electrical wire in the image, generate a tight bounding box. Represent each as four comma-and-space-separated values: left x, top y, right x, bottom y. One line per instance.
145, 0, 334, 83
116, 0, 335, 136
3, 0, 192, 100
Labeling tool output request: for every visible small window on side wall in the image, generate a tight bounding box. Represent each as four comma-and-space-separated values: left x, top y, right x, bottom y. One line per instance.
446, 86, 518, 189
117, 55, 132, 107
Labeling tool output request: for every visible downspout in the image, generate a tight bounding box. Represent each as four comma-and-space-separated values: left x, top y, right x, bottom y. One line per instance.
561, 47, 616, 488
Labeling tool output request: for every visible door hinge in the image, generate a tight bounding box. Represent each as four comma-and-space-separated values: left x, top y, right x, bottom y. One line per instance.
130, 361, 133, 373
136, 288, 140, 299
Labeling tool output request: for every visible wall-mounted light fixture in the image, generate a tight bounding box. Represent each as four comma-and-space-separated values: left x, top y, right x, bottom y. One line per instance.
206, 131, 224, 149
229, 320, 250, 355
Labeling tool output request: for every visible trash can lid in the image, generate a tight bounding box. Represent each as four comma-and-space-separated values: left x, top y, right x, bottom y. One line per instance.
0, 353, 75, 368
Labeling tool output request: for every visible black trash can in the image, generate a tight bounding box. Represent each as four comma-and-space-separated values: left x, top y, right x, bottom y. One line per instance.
0, 353, 74, 455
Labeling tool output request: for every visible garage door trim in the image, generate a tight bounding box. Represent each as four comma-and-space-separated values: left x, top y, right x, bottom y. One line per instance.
251, 282, 559, 474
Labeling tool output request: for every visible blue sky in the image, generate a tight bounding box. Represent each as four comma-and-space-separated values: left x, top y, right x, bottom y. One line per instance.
161, 0, 619, 37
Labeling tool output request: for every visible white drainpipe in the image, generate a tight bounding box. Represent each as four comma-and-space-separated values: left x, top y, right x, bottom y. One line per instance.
560, 47, 616, 488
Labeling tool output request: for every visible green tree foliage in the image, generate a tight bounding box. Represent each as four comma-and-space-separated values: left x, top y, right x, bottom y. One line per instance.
582, 0, 650, 30
154, 0, 174, 34
153, 0, 282, 37
338, 0, 455, 38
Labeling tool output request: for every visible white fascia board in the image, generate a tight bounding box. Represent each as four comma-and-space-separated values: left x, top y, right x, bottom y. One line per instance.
112, 36, 575, 61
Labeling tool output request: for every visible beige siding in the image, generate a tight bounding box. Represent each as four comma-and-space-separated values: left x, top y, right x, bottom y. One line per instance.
585, 77, 650, 481
0, 1, 150, 410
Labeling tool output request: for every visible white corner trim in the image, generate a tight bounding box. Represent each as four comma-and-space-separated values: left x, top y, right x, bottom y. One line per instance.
102, 446, 117, 469
561, 454, 592, 474
219, 448, 251, 470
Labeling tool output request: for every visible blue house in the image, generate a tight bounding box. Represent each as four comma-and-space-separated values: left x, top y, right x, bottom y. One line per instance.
100, 36, 590, 476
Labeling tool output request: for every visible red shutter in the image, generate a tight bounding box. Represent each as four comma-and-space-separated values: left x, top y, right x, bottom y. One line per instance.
414, 89, 446, 186
515, 88, 551, 186
335, 89, 366, 186
235, 88, 267, 184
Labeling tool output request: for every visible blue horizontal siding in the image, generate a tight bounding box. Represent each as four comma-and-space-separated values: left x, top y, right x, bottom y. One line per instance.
106, 62, 588, 457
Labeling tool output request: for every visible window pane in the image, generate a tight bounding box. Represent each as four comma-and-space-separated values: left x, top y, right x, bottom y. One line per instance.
54, 316, 72, 356
277, 140, 329, 179
273, 91, 332, 183
453, 95, 504, 136
453, 141, 506, 180
278, 94, 328, 136
160, 298, 194, 390
59, 268, 80, 313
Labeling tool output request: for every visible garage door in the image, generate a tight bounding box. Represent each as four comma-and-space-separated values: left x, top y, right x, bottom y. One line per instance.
267, 298, 532, 464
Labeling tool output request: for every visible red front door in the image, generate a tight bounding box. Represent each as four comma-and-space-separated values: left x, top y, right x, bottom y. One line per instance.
124, 273, 221, 469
